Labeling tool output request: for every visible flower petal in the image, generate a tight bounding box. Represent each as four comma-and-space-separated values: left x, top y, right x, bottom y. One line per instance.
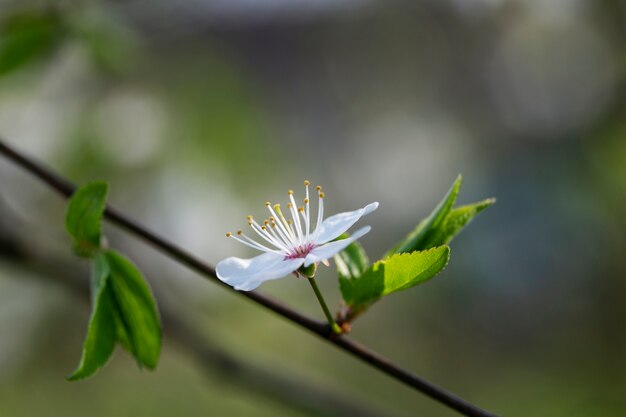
313, 202, 378, 244
304, 226, 371, 267
216, 252, 304, 291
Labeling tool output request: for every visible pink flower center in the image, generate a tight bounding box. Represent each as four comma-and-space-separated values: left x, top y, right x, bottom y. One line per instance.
284, 243, 316, 260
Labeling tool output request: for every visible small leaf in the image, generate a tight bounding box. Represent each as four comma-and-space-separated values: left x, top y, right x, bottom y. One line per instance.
65, 181, 108, 257
341, 246, 450, 308
334, 234, 369, 280
390, 175, 461, 255
105, 250, 161, 369
420, 198, 496, 248
67, 253, 116, 381
112, 306, 134, 354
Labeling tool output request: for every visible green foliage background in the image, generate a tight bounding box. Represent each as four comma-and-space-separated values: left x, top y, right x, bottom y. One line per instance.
0, 1, 625, 416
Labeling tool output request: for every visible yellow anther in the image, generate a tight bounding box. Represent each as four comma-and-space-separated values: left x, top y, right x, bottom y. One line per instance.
226, 232, 232, 237
288, 189, 294, 195
316, 185, 322, 191
248, 222, 253, 226
237, 230, 243, 236
287, 202, 293, 208
247, 215, 253, 220
298, 206, 304, 212
319, 192, 325, 198
269, 216, 275, 221
263, 220, 269, 225
265, 201, 271, 207
304, 180, 310, 186
261, 225, 267, 230
304, 198, 309, 204
287, 220, 293, 225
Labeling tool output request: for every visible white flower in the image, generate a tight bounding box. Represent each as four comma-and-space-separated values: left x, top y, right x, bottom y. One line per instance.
216, 181, 378, 291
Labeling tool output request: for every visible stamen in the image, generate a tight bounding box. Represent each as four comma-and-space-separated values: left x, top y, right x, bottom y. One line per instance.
304, 183, 311, 240
286, 220, 297, 238
285, 218, 297, 240
231, 232, 283, 255
288, 190, 305, 245
273, 204, 298, 244
314, 188, 324, 240
269, 220, 293, 249
249, 219, 289, 251
226, 181, 340, 259
267, 204, 296, 247
267, 222, 283, 242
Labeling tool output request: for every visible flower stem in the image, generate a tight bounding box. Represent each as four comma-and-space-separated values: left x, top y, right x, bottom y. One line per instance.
307, 277, 342, 334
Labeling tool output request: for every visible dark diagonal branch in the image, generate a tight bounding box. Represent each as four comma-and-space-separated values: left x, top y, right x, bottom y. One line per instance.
0, 206, 400, 417
0, 138, 501, 417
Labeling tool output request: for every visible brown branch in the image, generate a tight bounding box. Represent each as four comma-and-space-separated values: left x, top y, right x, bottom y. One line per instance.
0, 207, 400, 417
0, 138, 501, 417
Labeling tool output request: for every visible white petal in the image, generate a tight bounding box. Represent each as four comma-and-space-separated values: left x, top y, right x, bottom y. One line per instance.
216, 252, 304, 291
313, 202, 378, 244
304, 226, 371, 267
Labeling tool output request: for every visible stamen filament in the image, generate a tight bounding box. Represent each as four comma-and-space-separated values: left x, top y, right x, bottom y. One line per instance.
229, 233, 283, 255
276, 204, 298, 243
267, 204, 297, 246
271, 218, 295, 249
249, 220, 289, 252
240, 233, 284, 254
227, 181, 340, 262
314, 189, 324, 240
288, 194, 304, 245
304, 181, 311, 241
268, 222, 291, 248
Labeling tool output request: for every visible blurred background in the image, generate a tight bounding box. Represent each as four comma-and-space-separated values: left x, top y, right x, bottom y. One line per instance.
0, 0, 625, 416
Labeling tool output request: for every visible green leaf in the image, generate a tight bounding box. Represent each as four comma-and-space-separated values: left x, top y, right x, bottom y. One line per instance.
105, 250, 161, 369
390, 175, 461, 255
0, 12, 64, 76
112, 306, 134, 354
340, 246, 450, 307
334, 234, 369, 280
419, 198, 496, 248
65, 181, 108, 257
67, 253, 116, 381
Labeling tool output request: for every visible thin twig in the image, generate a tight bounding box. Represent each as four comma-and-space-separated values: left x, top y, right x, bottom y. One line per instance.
0, 213, 400, 417
0, 138, 501, 417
